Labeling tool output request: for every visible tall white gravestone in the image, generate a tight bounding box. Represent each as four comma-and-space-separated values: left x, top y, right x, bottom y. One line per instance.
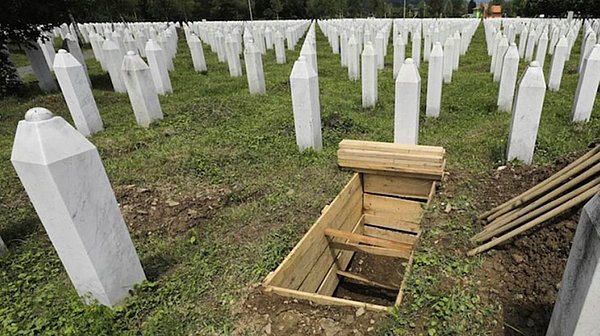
426, 43, 444, 118
548, 37, 568, 92
290, 57, 322, 151
546, 193, 600, 336
361, 42, 378, 108
394, 59, 421, 145
121, 51, 164, 127
145, 39, 173, 95
572, 44, 600, 123
244, 42, 266, 95
497, 43, 520, 113
393, 34, 405, 79
102, 39, 127, 93
11, 108, 146, 307
188, 35, 207, 73
53, 50, 103, 136
506, 62, 546, 164
23, 43, 58, 92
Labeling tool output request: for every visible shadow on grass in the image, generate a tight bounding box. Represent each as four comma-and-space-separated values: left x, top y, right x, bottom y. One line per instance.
90, 73, 115, 91
141, 251, 179, 281
1, 215, 41, 248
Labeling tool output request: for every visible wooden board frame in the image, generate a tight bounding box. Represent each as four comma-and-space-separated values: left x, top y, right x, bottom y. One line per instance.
263, 142, 443, 313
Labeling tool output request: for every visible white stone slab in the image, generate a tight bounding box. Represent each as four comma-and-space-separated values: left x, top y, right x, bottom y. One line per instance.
507, 62, 546, 164
121, 51, 164, 127
11, 108, 146, 307
426, 43, 443, 118
547, 193, 600, 336
361, 42, 377, 108
53, 50, 103, 136
290, 57, 322, 151
394, 59, 421, 145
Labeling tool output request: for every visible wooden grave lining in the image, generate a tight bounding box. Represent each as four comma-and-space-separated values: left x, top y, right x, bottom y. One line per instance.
263, 140, 445, 312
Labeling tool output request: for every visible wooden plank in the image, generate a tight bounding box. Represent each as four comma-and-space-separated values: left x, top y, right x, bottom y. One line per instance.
339, 139, 445, 156
350, 168, 443, 181
363, 174, 433, 200
264, 285, 390, 312
338, 149, 443, 166
395, 250, 416, 306
316, 216, 363, 296
324, 228, 413, 250
363, 225, 418, 245
264, 174, 362, 288
330, 241, 412, 259
426, 181, 437, 206
297, 205, 362, 293
363, 193, 424, 223
364, 214, 421, 233
338, 158, 443, 177
336, 270, 399, 291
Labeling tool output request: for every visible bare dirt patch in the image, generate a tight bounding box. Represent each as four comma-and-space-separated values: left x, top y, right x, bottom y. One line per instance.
233, 288, 385, 336
334, 253, 405, 306
473, 157, 583, 336
115, 183, 229, 237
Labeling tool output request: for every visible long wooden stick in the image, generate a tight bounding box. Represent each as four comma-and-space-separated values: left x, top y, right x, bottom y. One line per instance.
324, 228, 411, 250
336, 270, 399, 291
467, 187, 600, 256
485, 151, 600, 222
474, 177, 600, 243
478, 147, 600, 220
474, 162, 600, 241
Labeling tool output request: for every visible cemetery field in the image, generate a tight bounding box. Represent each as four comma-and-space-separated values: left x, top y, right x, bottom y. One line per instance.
1, 24, 599, 335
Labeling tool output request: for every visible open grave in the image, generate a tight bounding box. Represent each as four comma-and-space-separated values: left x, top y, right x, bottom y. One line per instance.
262, 140, 445, 311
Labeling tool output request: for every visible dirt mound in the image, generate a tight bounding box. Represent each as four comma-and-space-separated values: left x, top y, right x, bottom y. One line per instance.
233, 288, 384, 336
475, 158, 584, 336
115, 183, 229, 237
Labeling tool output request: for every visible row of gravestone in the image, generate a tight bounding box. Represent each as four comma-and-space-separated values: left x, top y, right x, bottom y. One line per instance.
2, 19, 314, 307
484, 18, 599, 165
290, 18, 479, 150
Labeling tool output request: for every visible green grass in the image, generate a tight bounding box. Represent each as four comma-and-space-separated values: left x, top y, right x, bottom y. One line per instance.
0, 23, 599, 335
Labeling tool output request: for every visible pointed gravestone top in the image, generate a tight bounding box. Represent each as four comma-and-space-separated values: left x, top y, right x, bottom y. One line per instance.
53, 49, 81, 68
396, 58, 420, 84
290, 56, 315, 79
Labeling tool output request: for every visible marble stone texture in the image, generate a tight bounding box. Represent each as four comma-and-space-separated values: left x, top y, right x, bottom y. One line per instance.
572, 44, 600, 123
23, 42, 58, 92
497, 43, 520, 112
244, 42, 266, 95
290, 57, 322, 151
53, 50, 103, 136
11, 108, 146, 307
548, 36, 568, 91
443, 37, 454, 83
547, 193, 600, 336
274, 31, 287, 64
101, 39, 127, 93
121, 51, 164, 127
361, 42, 378, 108
393, 34, 405, 79
394, 58, 421, 145
188, 34, 207, 72
145, 39, 173, 95
507, 62, 546, 164
426, 42, 444, 118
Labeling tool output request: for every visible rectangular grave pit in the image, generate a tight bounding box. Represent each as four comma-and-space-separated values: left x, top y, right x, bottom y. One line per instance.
263, 140, 445, 312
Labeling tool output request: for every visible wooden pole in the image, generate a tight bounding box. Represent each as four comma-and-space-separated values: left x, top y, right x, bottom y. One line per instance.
474, 162, 600, 241
467, 187, 600, 256
336, 270, 399, 291
477, 146, 599, 220
474, 176, 600, 243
